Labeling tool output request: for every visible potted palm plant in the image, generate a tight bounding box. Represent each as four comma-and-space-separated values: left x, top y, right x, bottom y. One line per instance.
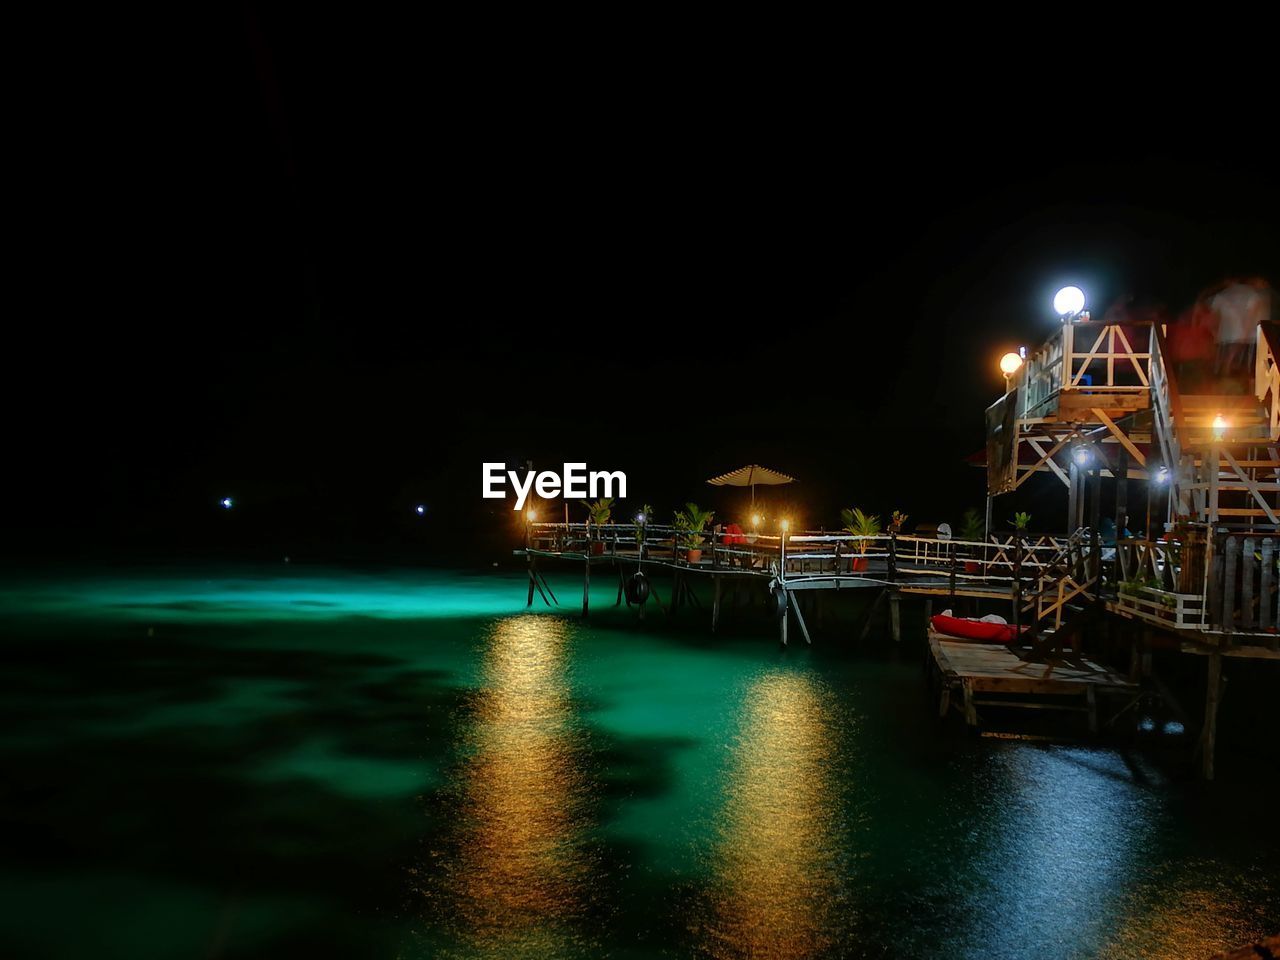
581, 497, 614, 555
675, 502, 714, 564
841, 507, 881, 571
958, 507, 985, 573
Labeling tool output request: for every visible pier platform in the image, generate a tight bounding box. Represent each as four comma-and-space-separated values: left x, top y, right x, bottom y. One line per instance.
927, 630, 1137, 731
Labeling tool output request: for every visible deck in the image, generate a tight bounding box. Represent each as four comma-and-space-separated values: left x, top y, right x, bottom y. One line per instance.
927, 630, 1137, 731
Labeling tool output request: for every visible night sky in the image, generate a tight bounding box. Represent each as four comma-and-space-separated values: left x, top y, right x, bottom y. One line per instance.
9, 12, 1278, 562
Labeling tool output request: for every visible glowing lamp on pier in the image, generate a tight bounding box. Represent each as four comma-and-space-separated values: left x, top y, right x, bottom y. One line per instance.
1212, 414, 1227, 440
415, 504, 425, 516
750, 513, 761, 528
1154, 466, 1169, 485
1054, 285, 1086, 320
1073, 446, 1092, 466
527, 509, 538, 523
220, 497, 233, 509
999, 352, 1023, 382
779, 519, 790, 533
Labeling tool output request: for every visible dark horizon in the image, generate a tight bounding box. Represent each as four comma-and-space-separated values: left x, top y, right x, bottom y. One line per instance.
7, 11, 1279, 563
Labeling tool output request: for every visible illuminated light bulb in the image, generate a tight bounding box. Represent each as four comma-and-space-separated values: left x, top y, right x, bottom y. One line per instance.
527, 509, 537, 522
1074, 447, 1091, 465
1054, 285, 1086, 317
1212, 414, 1227, 439
751, 513, 761, 527
780, 519, 790, 532
415, 505, 425, 515
999, 352, 1023, 376
220, 497, 233, 509
636, 513, 645, 523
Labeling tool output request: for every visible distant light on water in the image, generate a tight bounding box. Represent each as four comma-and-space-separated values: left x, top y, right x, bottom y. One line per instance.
220, 497, 233, 509
415, 504, 426, 515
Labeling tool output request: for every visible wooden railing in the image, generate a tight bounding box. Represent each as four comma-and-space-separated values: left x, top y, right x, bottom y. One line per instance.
526, 521, 1075, 588
1149, 322, 1189, 516
1255, 322, 1280, 442
1012, 321, 1152, 420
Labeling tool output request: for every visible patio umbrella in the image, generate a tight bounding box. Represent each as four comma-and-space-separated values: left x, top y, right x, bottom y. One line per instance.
706, 464, 796, 508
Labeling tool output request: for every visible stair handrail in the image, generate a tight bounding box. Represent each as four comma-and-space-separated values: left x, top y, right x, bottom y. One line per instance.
1149, 323, 1188, 516
1255, 321, 1280, 442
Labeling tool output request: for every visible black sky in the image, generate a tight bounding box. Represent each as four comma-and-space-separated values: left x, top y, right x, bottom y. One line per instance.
8, 12, 1278, 562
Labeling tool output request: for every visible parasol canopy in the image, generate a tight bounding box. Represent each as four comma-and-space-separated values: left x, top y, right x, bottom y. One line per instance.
706, 464, 796, 506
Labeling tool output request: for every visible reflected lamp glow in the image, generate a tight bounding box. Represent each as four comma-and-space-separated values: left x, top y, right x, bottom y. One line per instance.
1054, 285, 1086, 318
999, 352, 1023, 377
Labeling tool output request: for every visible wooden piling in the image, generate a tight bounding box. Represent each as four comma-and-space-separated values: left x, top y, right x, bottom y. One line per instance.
711, 575, 721, 632
1203, 652, 1222, 780
889, 592, 901, 642
582, 558, 590, 618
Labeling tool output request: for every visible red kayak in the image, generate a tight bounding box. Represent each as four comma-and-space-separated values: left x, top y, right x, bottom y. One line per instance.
930, 613, 1024, 644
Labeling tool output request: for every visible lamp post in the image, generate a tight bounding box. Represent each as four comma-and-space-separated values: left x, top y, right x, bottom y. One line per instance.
1000, 351, 1023, 391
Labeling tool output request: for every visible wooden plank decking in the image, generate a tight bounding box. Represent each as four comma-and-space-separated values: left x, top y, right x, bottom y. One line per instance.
928, 629, 1137, 730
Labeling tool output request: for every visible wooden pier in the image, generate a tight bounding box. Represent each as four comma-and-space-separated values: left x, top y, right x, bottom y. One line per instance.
513, 316, 1280, 778
927, 631, 1136, 731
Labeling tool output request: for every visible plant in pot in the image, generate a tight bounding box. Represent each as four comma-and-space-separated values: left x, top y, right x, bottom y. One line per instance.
958, 507, 985, 573
674, 502, 714, 565
581, 497, 614, 555
888, 510, 908, 534
1012, 511, 1031, 533
841, 507, 881, 571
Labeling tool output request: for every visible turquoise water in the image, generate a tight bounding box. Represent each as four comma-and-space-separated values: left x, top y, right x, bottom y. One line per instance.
0, 566, 1276, 959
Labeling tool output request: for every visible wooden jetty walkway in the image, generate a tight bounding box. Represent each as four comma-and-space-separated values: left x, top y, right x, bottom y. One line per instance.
515, 314, 1280, 778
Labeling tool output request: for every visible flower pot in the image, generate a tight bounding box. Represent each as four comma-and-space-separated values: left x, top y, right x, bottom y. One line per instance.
590, 542, 606, 556
850, 556, 868, 572
686, 548, 703, 565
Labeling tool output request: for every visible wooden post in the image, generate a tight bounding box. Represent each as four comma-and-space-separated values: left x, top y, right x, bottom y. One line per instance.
1068, 460, 1080, 534
711, 575, 721, 632
1115, 448, 1129, 539
1089, 461, 1102, 585
889, 592, 901, 642
1222, 536, 1238, 632
790, 590, 813, 645
887, 531, 898, 583
963, 681, 978, 728
1262, 538, 1275, 636
1202, 652, 1222, 780
779, 593, 789, 647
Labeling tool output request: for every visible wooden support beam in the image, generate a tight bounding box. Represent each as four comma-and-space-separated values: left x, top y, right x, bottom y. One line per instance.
789, 589, 813, 645
711, 575, 721, 632
889, 593, 901, 642
1092, 407, 1147, 466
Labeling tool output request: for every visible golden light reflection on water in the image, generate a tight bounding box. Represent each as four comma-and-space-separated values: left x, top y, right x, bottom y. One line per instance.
693, 671, 852, 960
424, 616, 599, 958
1097, 872, 1272, 960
